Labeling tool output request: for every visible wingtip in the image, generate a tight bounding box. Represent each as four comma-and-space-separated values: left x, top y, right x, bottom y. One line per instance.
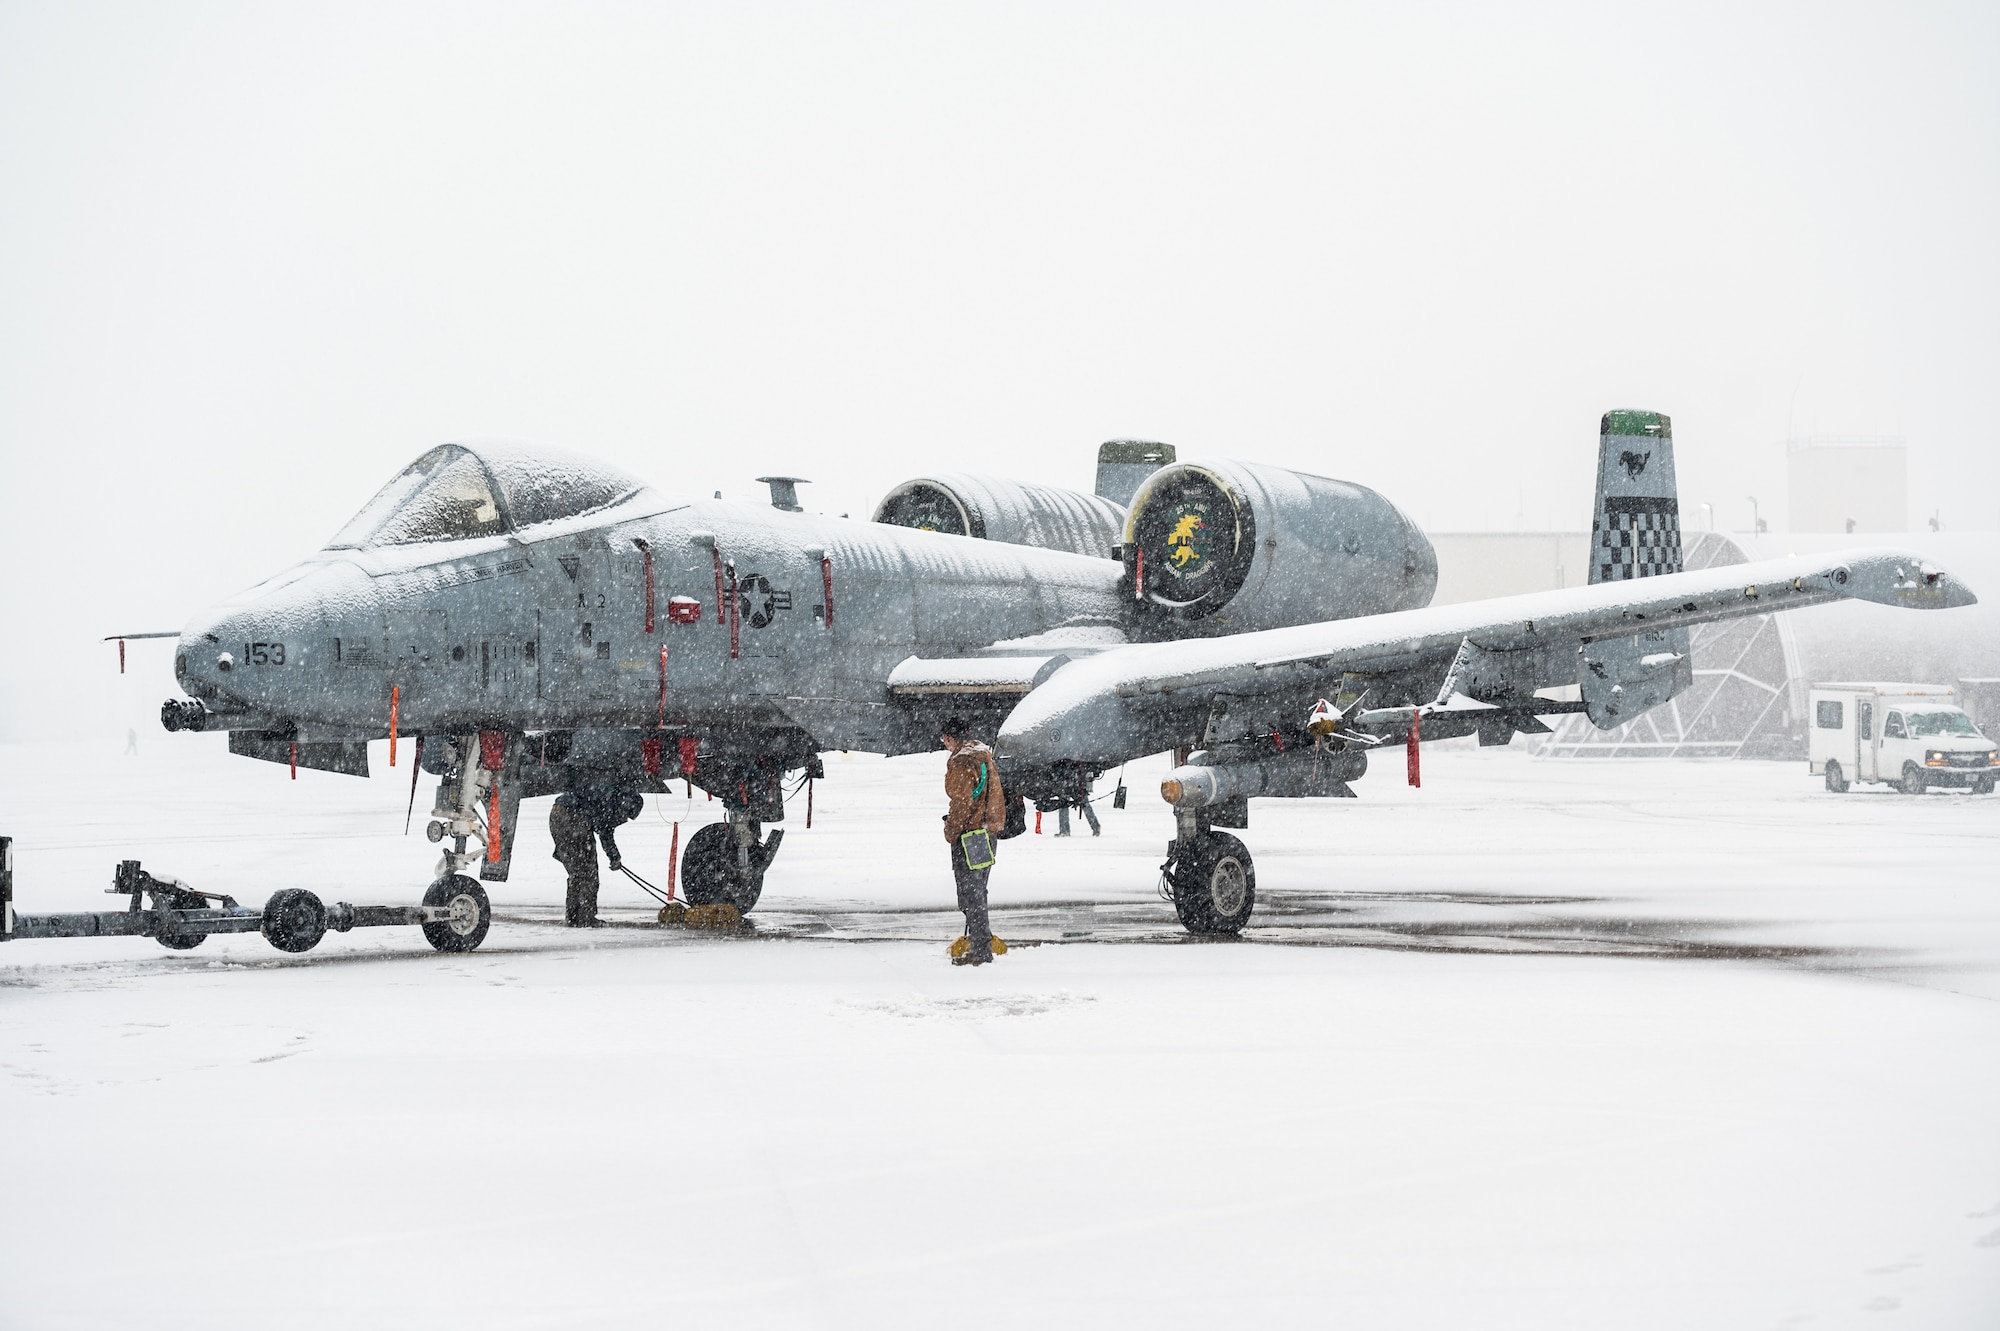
1833, 550, 1979, 610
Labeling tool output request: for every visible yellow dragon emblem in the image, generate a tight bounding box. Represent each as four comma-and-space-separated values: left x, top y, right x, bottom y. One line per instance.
1167, 513, 1207, 568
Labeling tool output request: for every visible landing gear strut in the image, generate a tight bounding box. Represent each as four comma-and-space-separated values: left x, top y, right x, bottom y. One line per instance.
680, 811, 782, 912
423, 734, 496, 884
1163, 810, 1256, 935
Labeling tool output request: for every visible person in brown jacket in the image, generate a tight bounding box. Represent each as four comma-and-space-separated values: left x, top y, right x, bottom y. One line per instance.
940, 715, 1007, 965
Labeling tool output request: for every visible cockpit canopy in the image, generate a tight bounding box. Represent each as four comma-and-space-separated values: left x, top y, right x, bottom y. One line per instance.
326, 443, 647, 548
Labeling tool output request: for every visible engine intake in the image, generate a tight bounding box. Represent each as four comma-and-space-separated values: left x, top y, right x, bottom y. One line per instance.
1124, 459, 1437, 632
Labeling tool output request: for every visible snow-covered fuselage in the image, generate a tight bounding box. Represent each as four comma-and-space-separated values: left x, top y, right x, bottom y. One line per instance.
175, 493, 1144, 759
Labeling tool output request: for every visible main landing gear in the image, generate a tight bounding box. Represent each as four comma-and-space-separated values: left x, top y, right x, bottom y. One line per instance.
1162, 811, 1256, 935
679, 812, 783, 913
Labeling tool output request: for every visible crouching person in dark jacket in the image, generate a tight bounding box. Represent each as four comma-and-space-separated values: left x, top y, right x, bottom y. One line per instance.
940, 716, 1007, 966
550, 786, 644, 927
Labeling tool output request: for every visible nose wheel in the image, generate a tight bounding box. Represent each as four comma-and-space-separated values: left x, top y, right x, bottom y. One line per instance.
421, 875, 491, 952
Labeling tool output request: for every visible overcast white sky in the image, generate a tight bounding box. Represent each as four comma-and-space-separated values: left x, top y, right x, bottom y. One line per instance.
3, 1, 1997, 740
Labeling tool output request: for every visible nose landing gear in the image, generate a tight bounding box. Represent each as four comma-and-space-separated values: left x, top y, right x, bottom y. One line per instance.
424, 734, 497, 883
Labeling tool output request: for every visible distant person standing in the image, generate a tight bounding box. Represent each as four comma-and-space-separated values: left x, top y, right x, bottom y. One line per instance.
549, 785, 643, 927
1053, 793, 1100, 837
940, 716, 1007, 966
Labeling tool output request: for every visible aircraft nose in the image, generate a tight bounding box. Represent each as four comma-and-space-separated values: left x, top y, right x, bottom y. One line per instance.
174, 622, 239, 699
169, 557, 372, 715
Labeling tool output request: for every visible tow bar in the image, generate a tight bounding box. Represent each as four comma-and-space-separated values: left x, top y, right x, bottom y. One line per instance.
0, 836, 492, 955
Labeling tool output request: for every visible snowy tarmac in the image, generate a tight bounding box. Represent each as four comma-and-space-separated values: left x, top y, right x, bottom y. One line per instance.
2, 738, 1998, 1329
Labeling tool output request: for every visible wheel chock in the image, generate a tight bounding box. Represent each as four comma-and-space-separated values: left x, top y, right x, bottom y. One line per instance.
948, 935, 1007, 958
682, 903, 742, 929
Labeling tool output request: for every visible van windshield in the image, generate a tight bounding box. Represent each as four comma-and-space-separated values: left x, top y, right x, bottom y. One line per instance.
1909, 709, 1979, 737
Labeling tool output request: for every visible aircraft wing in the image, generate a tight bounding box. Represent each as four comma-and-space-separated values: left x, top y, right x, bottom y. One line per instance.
999, 547, 1977, 765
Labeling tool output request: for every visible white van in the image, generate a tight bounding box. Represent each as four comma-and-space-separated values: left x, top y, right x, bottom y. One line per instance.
1809, 683, 1998, 794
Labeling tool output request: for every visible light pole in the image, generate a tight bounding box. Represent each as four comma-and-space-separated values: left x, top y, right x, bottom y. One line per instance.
1700, 501, 1714, 533
1747, 495, 1766, 535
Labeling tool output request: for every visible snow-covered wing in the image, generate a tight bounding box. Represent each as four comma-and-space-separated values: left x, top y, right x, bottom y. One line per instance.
1000, 548, 1977, 764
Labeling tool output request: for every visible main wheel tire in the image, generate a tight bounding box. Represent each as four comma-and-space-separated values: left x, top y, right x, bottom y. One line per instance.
261, 888, 327, 953
1824, 760, 1848, 793
156, 889, 209, 950
421, 875, 491, 952
680, 822, 766, 911
1171, 832, 1256, 935
1900, 762, 1928, 796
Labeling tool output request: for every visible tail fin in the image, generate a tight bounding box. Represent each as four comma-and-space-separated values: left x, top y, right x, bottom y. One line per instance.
1094, 440, 1174, 507
1590, 410, 1681, 584
1580, 409, 1692, 727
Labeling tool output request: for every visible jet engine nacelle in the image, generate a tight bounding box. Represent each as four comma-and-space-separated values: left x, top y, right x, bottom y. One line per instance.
1122, 459, 1438, 632
872, 474, 1125, 560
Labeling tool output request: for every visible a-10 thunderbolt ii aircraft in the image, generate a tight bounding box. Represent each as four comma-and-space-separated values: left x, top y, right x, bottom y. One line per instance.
150, 411, 1972, 952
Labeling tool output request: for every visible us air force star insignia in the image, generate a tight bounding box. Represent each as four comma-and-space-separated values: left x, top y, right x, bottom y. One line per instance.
737, 574, 792, 628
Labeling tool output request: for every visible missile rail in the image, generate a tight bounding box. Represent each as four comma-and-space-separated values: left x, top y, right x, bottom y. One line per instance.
0, 835, 491, 955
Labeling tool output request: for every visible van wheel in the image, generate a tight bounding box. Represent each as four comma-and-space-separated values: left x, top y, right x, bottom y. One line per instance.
1975, 774, 1994, 795
1824, 760, 1848, 793
1900, 762, 1927, 795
